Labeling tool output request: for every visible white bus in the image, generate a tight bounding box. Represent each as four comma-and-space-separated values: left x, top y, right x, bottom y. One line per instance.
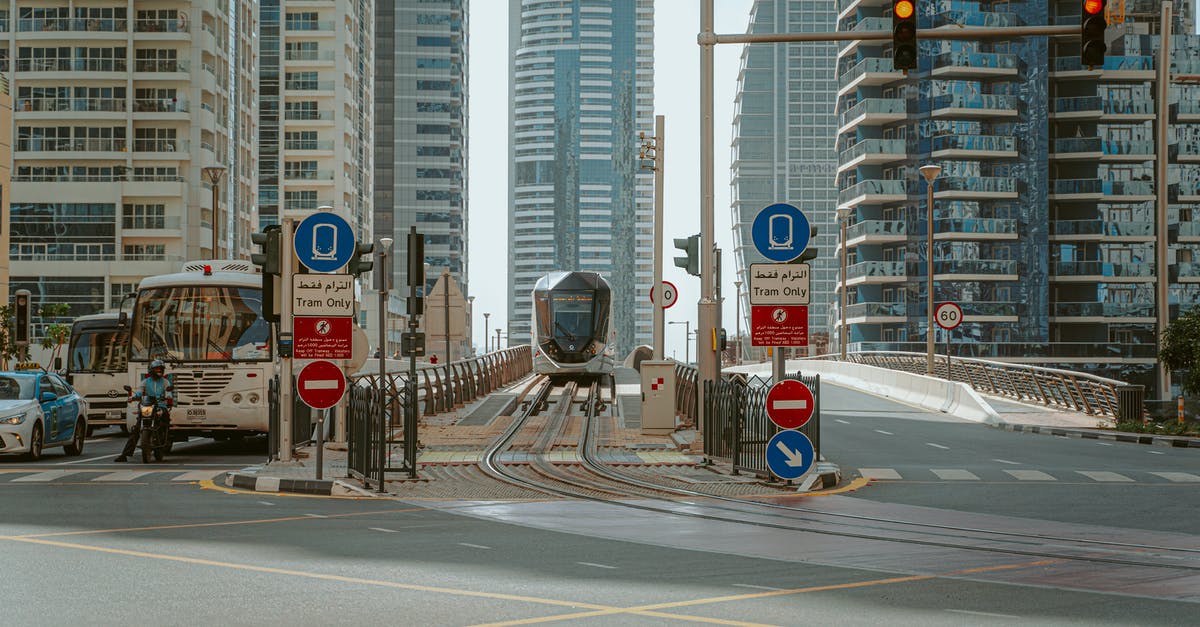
125, 260, 273, 437
65, 312, 129, 435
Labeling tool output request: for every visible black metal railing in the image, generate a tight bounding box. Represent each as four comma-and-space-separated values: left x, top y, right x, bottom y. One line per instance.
697, 371, 820, 478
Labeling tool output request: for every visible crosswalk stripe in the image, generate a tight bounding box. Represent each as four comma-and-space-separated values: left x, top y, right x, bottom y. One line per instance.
170, 470, 229, 481
11, 470, 88, 483
1150, 472, 1200, 482
931, 469, 980, 481
91, 470, 159, 482
1004, 469, 1056, 481
1076, 471, 1134, 482
859, 468, 902, 480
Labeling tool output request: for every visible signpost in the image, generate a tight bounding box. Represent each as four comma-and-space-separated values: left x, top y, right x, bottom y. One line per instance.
935, 302, 963, 378
292, 274, 355, 317
296, 360, 347, 410
749, 263, 809, 305
750, 203, 813, 380
765, 380, 815, 430
750, 305, 808, 347
751, 203, 811, 263
294, 316, 353, 359
649, 280, 679, 309
293, 212, 355, 273
765, 429, 815, 481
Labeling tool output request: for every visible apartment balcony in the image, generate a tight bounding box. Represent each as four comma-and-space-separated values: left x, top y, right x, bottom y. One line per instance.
837, 138, 906, 173
15, 97, 127, 119
1050, 220, 1154, 241
927, 51, 1020, 79
1051, 55, 1155, 80
1176, 140, 1200, 162
932, 176, 1019, 200
929, 94, 1018, 119
959, 301, 1020, 321
844, 302, 907, 322
16, 17, 129, 36
845, 260, 906, 285
1051, 302, 1155, 322
1177, 100, 1200, 123
837, 17, 889, 59
1051, 96, 1155, 120
284, 50, 336, 66
1171, 262, 1200, 282
285, 197, 336, 211
837, 98, 907, 135
837, 0, 889, 22
1050, 179, 1155, 201
286, 20, 336, 35
16, 138, 127, 158
134, 18, 189, 35
837, 58, 905, 97
930, 7, 1024, 29
284, 80, 336, 93
1178, 181, 1200, 202
133, 59, 190, 80
930, 217, 1019, 240
844, 219, 906, 246
837, 179, 907, 210
932, 259, 1019, 281
283, 170, 335, 182
284, 110, 335, 125
1053, 261, 1155, 282
132, 139, 189, 156
120, 216, 184, 238
284, 139, 335, 154
1052, 137, 1155, 161
1176, 221, 1200, 243
929, 134, 1017, 159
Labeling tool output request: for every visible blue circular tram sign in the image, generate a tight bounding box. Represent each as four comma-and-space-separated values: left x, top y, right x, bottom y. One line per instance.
294, 212, 356, 273
751, 203, 811, 262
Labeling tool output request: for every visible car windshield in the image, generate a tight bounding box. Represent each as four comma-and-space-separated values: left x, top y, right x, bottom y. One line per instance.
0, 376, 35, 400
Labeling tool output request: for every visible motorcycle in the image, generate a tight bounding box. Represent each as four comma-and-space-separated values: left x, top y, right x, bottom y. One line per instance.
123, 385, 171, 463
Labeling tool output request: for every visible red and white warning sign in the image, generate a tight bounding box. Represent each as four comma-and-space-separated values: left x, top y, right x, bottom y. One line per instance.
765, 379, 815, 430
296, 360, 347, 410
750, 305, 808, 347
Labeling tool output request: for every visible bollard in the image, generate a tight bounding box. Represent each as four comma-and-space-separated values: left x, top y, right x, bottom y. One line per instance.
1180, 395, 1186, 425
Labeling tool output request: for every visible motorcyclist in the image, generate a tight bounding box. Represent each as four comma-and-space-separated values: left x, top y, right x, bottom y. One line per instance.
115, 359, 174, 462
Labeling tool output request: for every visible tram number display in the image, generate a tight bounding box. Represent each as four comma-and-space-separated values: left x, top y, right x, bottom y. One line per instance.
935, 302, 963, 330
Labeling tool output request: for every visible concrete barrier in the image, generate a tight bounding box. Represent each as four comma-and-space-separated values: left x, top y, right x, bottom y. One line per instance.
727, 359, 1002, 424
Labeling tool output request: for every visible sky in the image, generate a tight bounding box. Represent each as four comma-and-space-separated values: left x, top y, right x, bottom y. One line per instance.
467, 0, 756, 361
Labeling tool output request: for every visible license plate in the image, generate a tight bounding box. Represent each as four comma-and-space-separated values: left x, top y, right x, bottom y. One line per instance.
186, 408, 206, 421
105, 410, 123, 420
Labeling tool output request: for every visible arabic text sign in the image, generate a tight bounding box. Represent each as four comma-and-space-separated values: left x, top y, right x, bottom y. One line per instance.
292, 274, 355, 317
750, 305, 808, 347
294, 316, 353, 359
749, 263, 810, 305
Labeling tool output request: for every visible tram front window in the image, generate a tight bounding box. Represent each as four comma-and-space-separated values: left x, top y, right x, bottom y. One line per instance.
550, 292, 594, 342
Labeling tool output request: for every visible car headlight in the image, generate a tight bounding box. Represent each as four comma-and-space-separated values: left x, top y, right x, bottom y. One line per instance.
0, 413, 25, 425
140, 405, 154, 417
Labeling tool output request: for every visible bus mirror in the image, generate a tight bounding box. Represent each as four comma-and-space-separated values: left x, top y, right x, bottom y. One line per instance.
118, 311, 128, 328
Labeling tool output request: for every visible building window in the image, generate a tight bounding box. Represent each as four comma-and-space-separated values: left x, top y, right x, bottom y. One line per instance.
122, 204, 166, 229
122, 244, 166, 261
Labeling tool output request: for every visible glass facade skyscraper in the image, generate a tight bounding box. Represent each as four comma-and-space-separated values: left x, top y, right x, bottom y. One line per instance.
834, 0, 1200, 396
506, 0, 655, 355
730, 0, 840, 356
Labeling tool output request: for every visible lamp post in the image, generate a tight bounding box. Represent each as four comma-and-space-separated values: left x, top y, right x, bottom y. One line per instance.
837, 207, 852, 360
202, 166, 226, 258
483, 312, 490, 354
669, 320, 691, 365
733, 280, 742, 366
919, 163, 942, 376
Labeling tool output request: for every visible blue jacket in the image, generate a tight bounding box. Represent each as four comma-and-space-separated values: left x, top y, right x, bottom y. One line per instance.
134, 373, 174, 408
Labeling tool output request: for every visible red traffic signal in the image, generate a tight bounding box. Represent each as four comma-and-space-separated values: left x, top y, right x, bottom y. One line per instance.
1081, 0, 1107, 67
892, 0, 918, 71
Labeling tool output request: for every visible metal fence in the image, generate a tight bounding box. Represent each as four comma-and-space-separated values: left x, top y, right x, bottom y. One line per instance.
826, 351, 1137, 420
701, 372, 820, 478
267, 375, 315, 461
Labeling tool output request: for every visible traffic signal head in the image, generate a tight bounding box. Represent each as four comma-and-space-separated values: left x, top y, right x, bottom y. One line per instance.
13, 289, 31, 345
673, 234, 701, 277
1081, 0, 1107, 67
250, 225, 281, 275
348, 242, 375, 277
892, 0, 918, 71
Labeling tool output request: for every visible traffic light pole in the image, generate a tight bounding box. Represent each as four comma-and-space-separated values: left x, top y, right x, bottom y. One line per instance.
1156, 2, 1172, 400
698, 2, 719, 431
278, 217, 295, 463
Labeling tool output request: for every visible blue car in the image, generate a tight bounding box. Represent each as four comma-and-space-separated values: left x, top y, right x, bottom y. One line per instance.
0, 371, 89, 460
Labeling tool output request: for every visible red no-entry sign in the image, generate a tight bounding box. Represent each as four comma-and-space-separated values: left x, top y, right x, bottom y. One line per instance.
765, 379, 815, 430
296, 360, 347, 410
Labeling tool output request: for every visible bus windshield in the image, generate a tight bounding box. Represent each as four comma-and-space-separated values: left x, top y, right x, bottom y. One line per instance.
69, 328, 129, 374
129, 285, 271, 362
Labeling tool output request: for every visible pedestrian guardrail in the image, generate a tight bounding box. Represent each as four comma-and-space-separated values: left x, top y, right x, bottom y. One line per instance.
703, 372, 820, 478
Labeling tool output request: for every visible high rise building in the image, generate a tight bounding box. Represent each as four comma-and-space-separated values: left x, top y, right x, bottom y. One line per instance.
730, 0, 839, 357
5, 1, 256, 322
833, 0, 1200, 396
505, 0, 654, 355
374, 0, 468, 306
257, 0, 372, 235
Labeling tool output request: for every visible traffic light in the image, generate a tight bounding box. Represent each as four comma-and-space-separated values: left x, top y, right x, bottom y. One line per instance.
250, 225, 281, 323
673, 234, 700, 277
797, 225, 819, 262
347, 242, 375, 277
1081, 0, 1107, 67
13, 289, 31, 345
892, 0, 918, 71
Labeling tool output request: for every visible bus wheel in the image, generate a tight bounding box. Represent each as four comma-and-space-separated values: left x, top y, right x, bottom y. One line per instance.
120, 424, 129, 435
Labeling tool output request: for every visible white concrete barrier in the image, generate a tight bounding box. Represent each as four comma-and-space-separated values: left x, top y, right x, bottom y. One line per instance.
727, 359, 1002, 424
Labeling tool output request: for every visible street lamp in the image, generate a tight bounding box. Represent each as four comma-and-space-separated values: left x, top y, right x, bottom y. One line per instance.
919, 163, 942, 376
202, 166, 227, 258
733, 280, 742, 366
668, 320, 691, 365
837, 206, 853, 360
483, 312, 490, 354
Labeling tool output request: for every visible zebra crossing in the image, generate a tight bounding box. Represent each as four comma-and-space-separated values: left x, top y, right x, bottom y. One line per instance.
0, 468, 232, 484
857, 468, 1200, 483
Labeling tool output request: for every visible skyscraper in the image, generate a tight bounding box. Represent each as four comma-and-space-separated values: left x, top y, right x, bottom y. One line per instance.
506, 0, 655, 355
730, 0, 839, 357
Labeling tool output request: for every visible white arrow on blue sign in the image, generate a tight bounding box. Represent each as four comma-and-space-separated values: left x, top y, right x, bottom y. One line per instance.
751, 203, 811, 262
765, 429, 815, 480
294, 212, 356, 273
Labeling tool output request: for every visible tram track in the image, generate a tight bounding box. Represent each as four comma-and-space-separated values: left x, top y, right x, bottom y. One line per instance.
474, 375, 1200, 575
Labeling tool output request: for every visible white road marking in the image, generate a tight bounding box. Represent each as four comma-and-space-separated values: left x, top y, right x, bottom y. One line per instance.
1096, 442, 1114, 446
1076, 471, 1134, 482
1151, 472, 1200, 482
874, 429, 893, 435
458, 543, 492, 550
576, 562, 617, 570
170, 470, 227, 482
835, 419, 850, 425
257, 501, 275, 506
369, 527, 398, 533
91, 470, 157, 482
992, 459, 1022, 465
859, 468, 902, 480
1004, 469, 1056, 481
12, 470, 87, 482
946, 609, 1020, 619
931, 469, 980, 481
1148, 450, 1165, 455
731, 584, 784, 591
926, 442, 950, 450
56, 453, 118, 465
304, 514, 327, 518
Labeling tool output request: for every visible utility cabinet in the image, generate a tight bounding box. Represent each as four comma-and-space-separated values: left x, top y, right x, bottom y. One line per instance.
640, 360, 677, 434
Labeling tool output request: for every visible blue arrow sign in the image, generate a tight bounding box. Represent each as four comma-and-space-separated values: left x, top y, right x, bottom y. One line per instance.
765, 430, 815, 480
294, 212, 356, 273
751, 203, 811, 262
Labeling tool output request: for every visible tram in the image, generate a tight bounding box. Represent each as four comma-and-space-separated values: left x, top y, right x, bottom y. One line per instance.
531, 271, 614, 378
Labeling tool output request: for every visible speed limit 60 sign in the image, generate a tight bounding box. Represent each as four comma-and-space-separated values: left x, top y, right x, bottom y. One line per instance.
935, 302, 963, 330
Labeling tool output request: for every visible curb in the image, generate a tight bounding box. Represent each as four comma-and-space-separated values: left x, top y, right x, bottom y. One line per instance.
993, 423, 1200, 448
223, 471, 377, 497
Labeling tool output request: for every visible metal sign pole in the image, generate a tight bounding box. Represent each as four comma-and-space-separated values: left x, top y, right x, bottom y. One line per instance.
279, 218, 294, 462
315, 409, 325, 480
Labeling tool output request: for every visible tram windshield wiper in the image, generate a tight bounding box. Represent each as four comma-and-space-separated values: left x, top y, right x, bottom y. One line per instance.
554, 322, 577, 341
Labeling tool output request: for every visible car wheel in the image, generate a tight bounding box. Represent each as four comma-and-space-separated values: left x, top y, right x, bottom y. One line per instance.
64, 419, 86, 456
27, 423, 44, 462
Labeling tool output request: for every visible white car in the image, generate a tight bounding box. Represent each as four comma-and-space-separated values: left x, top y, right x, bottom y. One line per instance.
0, 371, 89, 460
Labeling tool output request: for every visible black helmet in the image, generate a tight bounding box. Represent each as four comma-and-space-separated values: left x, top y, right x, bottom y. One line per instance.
150, 359, 166, 377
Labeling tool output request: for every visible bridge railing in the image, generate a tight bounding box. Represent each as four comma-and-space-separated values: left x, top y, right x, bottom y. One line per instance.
820, 351, 1139, 420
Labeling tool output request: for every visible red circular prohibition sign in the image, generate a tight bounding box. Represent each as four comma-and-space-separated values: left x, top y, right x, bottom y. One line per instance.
765, 379, 815, 430
297, 360, 347, 410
